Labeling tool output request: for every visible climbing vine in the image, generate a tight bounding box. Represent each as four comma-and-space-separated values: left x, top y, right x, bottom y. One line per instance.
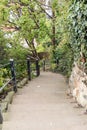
50, 0, 87, 75
68, 0, 87, 64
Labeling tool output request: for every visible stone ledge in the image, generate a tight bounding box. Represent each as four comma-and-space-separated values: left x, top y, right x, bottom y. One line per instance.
3, 91, 15, 105
2, 112, 9, 121
0, 77, 29, 126
17, 78, 28, 88
0, 124, 2, 130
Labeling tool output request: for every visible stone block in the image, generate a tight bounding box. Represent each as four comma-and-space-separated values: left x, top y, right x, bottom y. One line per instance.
0, 125, 2, 130
17, 78, 28, 88
2, 112, 9, 121
3, 91, 14, 104
0, 102, 8, 113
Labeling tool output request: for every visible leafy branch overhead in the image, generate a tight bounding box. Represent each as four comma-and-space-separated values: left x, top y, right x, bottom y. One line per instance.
1, 0, 87, 77
0, 0, 60, 59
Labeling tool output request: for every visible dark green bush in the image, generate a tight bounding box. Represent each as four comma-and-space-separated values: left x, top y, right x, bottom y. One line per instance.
55, 43, 74, 77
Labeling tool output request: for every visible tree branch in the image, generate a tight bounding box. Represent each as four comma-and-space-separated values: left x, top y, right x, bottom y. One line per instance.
7, 20, 21, 30
34, 0, 52, 8
25, 38, 39, 59
28, 7, 40, 28
34, 0, 52, 19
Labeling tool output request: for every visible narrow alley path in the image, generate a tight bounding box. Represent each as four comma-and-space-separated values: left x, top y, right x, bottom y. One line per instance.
2, 72, 87, 130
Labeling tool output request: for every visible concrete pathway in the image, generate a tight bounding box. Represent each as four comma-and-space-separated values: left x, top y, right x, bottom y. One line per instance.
2, 72, 87, 130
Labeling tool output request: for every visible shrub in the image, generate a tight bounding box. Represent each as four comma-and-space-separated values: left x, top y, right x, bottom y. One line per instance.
55, 43, 74, 77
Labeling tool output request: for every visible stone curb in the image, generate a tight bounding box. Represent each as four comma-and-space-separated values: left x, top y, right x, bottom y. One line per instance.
0, 91, 15, 123
17, 78, 28, 88
0, 78, 29, 129
0, 125, 2, 130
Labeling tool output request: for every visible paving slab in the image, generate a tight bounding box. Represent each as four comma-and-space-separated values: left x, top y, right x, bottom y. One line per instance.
2, 72, 87, 130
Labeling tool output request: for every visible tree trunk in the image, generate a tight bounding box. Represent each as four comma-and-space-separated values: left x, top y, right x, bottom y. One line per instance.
52, 10, 56, 48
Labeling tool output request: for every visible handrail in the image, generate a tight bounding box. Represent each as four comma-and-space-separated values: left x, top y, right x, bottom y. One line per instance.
0, 58, 40, 93
0, 78, 13, 92
0, 63, 10, 68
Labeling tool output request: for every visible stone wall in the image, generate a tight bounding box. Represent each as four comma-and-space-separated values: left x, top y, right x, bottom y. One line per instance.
68, 62, 87, 110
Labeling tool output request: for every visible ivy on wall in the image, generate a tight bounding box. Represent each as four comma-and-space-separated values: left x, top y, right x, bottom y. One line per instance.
51, 0, 87, 76
68, 0, 87, 65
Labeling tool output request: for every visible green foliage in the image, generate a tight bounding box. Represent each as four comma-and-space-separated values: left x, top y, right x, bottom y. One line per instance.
15, 62, 27, 80
0, 68, 8, 87
1, 0, 87, 79
36, 44, 45, 53
55, 43, 74, 77
49, 0, 74, 76
8, 40, 29, 79
0, 0, 9, 24
8, 43, 28, 60
0, 31, 9, 63
50, 0, 87, 76
68, 0, 87, 61
50, 63, 57, 72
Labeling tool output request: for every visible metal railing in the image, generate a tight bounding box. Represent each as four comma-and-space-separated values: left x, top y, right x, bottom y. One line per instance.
0, 58, 40, 93
42, 58, 59, 71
